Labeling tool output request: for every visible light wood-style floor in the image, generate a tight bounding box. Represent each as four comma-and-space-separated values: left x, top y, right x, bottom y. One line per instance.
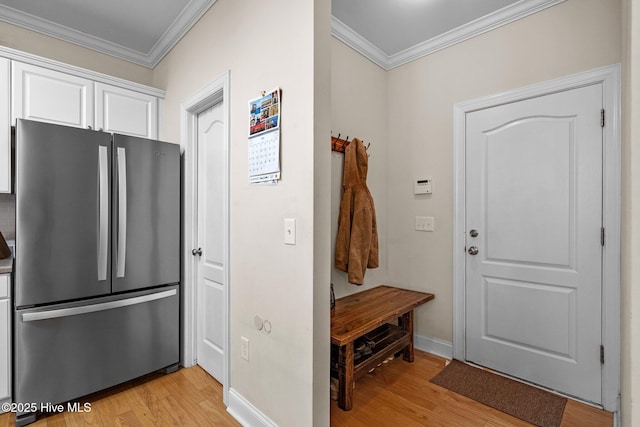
331, 350, 612, 427
0, 350, 612, 426
0, 366, 240, 427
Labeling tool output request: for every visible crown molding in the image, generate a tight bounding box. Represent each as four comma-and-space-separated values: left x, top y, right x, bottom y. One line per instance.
0, 0, 216, 69
145, 0, 216, 68
330, 16, 389, 70
331, 0, 567, 71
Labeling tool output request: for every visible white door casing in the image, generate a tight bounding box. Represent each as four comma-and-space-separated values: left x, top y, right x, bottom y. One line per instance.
465, 84, 602, 403
196, 102, 225, 383
181, 71, 230, 404
453, 64, 620, 412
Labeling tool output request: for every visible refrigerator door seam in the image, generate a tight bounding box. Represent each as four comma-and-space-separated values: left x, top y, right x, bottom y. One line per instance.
21, 289, 176, 322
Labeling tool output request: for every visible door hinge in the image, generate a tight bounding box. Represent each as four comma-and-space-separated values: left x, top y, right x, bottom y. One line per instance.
601, 227, 605, 246
601, 109, 605, 128
600, 345, 605, 364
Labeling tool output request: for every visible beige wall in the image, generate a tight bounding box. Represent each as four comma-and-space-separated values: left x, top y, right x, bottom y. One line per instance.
622, 0, 640, 425
331, 38, 388, 298
0, 21, 153, 86
385, 0, 621, 344
153, 0, 330, 425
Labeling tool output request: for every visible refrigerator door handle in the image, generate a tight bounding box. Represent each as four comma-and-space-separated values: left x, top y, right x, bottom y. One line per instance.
21, 289, 177, 322
116, 146, 127, 278
97, 145, 109, 281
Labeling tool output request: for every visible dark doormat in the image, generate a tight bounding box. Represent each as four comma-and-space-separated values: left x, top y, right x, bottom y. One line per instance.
429, 360, 567, 427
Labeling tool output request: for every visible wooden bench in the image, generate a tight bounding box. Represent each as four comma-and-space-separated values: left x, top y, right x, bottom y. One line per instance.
330, 285, 435, 410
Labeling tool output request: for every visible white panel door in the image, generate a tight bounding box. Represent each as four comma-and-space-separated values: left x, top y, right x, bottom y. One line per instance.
95, 83, 158, 139
12, 62, 94, 128
465, 84, 603, 404
0, 58, 9, 194
196, 102, 226, 383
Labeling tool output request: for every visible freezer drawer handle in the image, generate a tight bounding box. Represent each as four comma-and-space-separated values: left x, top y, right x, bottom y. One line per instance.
116, 147, 127, 278
98, 145, 109, 281
21, 289, 177, 322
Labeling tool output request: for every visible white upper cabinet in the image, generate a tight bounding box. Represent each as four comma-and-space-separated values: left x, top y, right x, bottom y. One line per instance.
0, 58, 10, 194
95, 83, 158, 139
0, 47, 165, 193
12, 61, 95, 129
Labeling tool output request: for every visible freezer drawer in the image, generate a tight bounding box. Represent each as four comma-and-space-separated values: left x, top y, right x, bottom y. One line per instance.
14, 285, 179, 410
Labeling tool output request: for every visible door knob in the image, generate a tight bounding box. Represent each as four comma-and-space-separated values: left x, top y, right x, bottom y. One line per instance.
468, 246, 479, 255
469, 229, 479, 238
192, 248, 202, 256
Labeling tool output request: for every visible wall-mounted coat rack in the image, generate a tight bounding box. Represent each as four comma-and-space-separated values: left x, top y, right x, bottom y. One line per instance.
331, 133, 350, 153
331, 133, 370, 154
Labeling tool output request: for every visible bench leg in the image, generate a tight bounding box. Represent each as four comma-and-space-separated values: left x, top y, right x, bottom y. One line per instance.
337, 342, 354, 410
400, 311, 415, 362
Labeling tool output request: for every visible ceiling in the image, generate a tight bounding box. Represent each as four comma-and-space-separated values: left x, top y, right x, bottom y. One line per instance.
0, 0, 565, 70
0, 0, 215, 68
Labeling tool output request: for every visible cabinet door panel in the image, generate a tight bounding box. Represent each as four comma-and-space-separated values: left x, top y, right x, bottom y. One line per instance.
0, 274, 7, 298
0, 58, 9, 193
0, 297, 9, 403
12, 62, 94, 129
96, 83, 158, 139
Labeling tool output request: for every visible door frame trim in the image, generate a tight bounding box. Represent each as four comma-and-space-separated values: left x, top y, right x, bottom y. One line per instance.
452, 64, 621, 411
180, 70, 231, 405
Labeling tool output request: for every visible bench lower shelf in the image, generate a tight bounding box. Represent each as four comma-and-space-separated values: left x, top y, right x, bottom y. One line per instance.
332, 323, 410, 380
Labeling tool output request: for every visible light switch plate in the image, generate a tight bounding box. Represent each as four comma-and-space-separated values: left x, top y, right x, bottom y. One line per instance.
284, 218, 296, 245
241, 337, 249, 361
416, 216, 434, 232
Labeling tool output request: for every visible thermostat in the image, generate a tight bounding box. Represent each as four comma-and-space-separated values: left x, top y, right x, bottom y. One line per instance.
414, 178, 432, 195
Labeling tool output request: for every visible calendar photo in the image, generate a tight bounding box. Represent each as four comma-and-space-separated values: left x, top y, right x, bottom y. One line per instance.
249, 88, 280, 136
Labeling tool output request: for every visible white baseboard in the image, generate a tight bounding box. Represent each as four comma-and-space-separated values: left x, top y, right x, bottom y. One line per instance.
414, 333, 453, 360
227, 388, 277, 427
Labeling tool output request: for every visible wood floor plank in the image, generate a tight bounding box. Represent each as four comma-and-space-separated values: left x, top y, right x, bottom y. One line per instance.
560, 400, 614, 427
113, 410, 142, 427
0, 352, 613, 426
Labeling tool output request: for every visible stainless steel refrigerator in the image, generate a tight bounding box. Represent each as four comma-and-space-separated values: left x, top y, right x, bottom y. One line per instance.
13, 119, 180, 426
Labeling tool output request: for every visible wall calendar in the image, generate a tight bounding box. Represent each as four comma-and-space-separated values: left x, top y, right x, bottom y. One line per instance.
248, 88, 281, 184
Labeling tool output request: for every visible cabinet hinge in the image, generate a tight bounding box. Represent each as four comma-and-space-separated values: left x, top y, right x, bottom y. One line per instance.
600, 345, 605, 364
601, 227, 605, 246
601, 109, 605, 128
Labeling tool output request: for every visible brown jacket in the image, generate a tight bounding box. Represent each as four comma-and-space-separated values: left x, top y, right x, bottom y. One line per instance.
335, 138, 379, 285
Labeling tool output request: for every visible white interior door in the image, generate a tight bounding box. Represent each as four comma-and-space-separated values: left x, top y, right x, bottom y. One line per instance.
196, 102, 226, 383
465, 83, 603, 404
